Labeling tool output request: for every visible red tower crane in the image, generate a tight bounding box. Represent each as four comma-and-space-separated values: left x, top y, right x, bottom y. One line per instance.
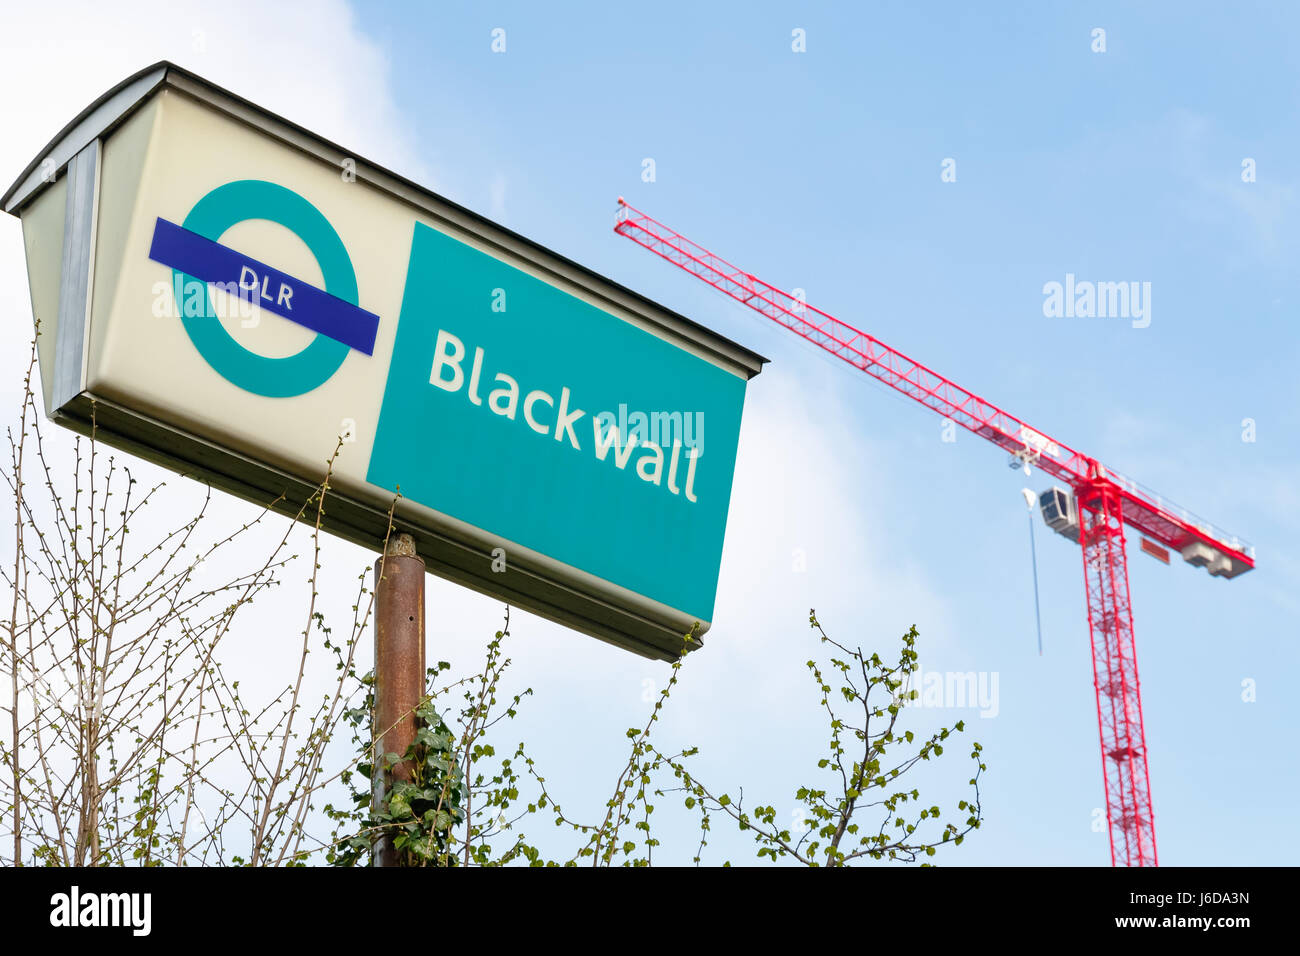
613, 198, 1255, 867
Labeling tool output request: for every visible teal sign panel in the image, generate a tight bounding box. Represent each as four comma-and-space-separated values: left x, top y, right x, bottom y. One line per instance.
367, 222, 746, 620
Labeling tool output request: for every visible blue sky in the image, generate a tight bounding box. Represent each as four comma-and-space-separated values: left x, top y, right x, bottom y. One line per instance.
1, 1, 1296, 865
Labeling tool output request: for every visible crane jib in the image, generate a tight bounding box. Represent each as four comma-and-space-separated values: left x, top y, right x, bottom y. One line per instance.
613, 200, 1253, 578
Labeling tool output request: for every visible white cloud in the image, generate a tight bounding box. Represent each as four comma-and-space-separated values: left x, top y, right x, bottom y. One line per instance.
1, 1, 423, 185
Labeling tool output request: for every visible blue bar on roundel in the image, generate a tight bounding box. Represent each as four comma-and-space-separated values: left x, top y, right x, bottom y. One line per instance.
148, 217, 380, 355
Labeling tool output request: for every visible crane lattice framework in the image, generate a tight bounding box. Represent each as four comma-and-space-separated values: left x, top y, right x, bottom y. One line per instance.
614, 198, 1254, 867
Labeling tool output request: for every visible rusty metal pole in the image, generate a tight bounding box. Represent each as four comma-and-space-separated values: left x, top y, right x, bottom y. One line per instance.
372, 533, 425, 867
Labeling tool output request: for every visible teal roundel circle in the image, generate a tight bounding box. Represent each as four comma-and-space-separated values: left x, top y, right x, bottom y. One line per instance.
175, 180, 357, 397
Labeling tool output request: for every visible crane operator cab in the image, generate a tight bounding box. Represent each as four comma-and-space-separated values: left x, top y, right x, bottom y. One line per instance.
1038, 487, 1080, 543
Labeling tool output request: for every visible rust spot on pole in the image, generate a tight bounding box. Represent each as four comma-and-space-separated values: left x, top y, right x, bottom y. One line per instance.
373, 533, 424, 866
